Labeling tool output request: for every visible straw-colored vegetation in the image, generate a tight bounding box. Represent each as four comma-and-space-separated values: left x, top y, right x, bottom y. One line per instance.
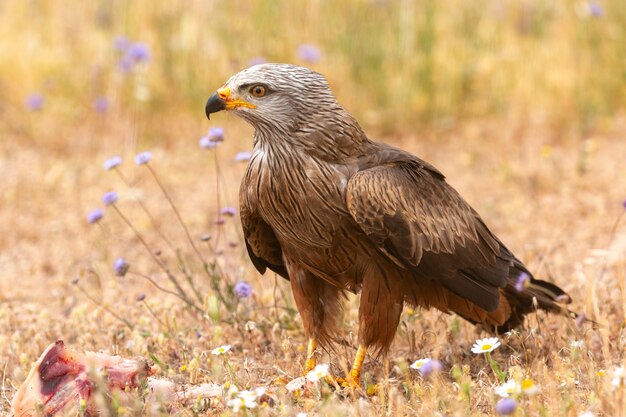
1, 1, 625, 415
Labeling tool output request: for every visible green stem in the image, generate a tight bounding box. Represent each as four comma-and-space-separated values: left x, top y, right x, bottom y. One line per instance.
223, 356, 238, 387
486, 352, 506, 383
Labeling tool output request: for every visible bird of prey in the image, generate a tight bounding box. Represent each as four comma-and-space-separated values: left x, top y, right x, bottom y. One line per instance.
205, 64, 571, 387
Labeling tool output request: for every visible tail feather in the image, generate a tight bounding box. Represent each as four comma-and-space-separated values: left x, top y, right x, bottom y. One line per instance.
439, 273, 572, 333
495, 265, 572, 332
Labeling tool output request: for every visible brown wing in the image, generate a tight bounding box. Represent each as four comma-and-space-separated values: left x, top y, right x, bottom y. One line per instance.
346, 159, 512, 312
240, 206, 289, 280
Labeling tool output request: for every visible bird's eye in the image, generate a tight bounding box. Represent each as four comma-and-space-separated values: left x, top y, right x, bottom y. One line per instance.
250, 84, 267, 97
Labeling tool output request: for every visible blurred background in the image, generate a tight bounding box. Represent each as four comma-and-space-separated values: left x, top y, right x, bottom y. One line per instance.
1, 0, 624, 147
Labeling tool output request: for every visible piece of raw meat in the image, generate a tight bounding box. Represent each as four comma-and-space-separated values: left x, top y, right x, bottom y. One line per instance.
11, 340, 156, 417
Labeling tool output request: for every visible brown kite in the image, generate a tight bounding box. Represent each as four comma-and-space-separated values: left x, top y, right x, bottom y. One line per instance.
205, 64, 571, 387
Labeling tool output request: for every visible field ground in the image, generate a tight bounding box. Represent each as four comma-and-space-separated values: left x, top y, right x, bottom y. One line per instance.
1, 1, 626, 416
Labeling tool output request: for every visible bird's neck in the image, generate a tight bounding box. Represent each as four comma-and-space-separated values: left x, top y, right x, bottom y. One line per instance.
253, 113, 371, 163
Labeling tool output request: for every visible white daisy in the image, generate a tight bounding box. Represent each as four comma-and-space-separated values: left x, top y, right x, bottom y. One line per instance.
494, 379, 519, 398
306, 363, 330, 382
227, 397, 246, 413
237, 390, 259, 409
471, 337, 501, 354
227, 387, 265, 412
520, 378, 540, 395
410, 358, 431, 370
570, 340, 584, 349
211, 344, 231, 355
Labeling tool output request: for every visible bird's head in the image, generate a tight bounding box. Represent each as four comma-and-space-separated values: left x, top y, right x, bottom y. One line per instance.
205, 64, 340, 133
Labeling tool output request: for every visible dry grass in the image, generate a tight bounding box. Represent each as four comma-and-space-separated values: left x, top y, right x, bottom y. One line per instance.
1, 1, 626, 416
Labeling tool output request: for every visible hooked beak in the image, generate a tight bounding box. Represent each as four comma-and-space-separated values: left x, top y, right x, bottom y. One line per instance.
205, 87, 256, 119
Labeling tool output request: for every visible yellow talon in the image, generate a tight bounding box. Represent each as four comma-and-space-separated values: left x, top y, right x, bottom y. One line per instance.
304, 339, 317, 373
324, 344, 367, 390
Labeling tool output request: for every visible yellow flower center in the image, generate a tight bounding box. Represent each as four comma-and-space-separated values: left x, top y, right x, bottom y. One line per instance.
482, 344, 492, 350
521, 379, 535, 390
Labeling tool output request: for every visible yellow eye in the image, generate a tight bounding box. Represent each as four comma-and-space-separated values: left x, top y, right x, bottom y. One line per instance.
250, 84, 267, 97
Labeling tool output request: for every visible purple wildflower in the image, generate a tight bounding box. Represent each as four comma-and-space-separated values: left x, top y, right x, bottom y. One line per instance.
87, 208, 104, 224
234, 151, 252, 162
297, 44, 322, 64
103, 156, 122, 170
208, 127, 225, 143
25, 94, 44, 111
114, 36, 131, 51
199, 136, 216, 149
419, 359, 443, 378
623, 199, 626, 209
220, 207, 237, 217
113, 257, 130, 277
495, 398, 517, 415
514, 272, 530, 292
102, 191, 118, 206
134, 151, 152, 165
93, 96, 109, 113
248, 56, 267, 67
128, 42, 151, 62
588, 2, 604, 18
118, 56, 133, 74
234, 281, 252, 298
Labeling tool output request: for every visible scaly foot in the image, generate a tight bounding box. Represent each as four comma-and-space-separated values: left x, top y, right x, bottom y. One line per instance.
326, 374, 361, 389
304, 338, 317, 374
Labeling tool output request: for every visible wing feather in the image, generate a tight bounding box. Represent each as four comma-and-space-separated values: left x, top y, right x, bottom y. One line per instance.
346, 160, 509, 311
240, 206, 289, 280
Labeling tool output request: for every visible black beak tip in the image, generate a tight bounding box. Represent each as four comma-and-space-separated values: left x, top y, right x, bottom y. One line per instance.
205, 93, 226, 120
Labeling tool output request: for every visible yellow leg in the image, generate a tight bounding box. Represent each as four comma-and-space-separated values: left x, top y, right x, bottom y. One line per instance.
304, 339, 317, 373
346, 344, 366, 387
